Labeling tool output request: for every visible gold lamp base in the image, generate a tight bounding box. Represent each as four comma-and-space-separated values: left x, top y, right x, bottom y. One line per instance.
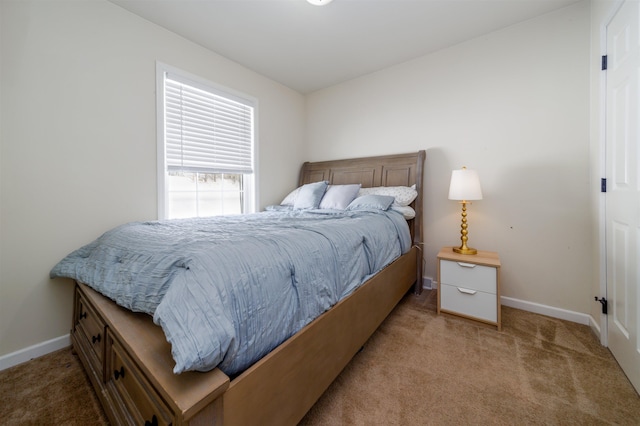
453, 246, 477, 255
453, 200, 478, 255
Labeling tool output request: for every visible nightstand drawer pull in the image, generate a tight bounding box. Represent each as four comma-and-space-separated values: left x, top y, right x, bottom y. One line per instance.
457, 262, 477, 268
457, 287, 477, 295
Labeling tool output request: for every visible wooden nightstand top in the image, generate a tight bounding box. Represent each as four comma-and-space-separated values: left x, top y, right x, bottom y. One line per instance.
437, 247, 501, 268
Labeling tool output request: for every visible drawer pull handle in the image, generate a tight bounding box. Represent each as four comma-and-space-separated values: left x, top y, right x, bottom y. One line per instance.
457, 262, 477, 268
457, 287, 477, 295
145, 415, 158, 426
91, 334, 101, 344
114, 366, 125, 380
79, 312, 87, 320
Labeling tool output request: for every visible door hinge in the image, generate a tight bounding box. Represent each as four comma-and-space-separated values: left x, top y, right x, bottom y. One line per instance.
602, 55, 608, 70
601, 178, 607, 193
595, 297, 608, 315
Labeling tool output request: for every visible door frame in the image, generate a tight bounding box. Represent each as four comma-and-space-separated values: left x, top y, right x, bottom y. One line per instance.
598, 0, 626, 347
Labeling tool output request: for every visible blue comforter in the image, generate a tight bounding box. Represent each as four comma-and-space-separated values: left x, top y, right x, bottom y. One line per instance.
50, 209, 411, 375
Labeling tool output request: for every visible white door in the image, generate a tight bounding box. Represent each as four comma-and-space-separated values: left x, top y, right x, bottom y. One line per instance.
605, 0, 640, 394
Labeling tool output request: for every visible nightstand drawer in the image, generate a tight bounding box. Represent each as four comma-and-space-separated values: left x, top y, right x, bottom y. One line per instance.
440, 259, 496, 294
440, 283, 497, 323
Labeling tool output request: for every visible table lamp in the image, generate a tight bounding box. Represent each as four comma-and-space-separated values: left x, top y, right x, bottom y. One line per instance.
448, 166, 483, 255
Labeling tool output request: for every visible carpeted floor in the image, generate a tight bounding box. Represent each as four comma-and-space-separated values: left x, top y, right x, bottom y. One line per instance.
0, 345, 108, 425
301, 291, 640, 425
1, 290, 639, 425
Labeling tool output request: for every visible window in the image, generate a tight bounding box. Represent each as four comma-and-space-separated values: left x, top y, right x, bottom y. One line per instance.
157, 63, 256, 219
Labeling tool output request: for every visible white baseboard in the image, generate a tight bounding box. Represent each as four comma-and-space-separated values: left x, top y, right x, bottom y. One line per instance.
0, 334, 71, 371
589, 314, 602, 341
500, 296, 590, 325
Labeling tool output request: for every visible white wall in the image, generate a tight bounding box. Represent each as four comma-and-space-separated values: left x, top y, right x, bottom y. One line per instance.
0, 0, 305, 360
306, 2, 592, 314
0, 0, 596, 365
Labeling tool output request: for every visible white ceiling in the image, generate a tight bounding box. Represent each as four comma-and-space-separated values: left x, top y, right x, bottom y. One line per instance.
109, 0, 580, 94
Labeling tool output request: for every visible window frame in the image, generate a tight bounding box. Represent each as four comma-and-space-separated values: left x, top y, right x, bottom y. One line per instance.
156, 62, 258, 220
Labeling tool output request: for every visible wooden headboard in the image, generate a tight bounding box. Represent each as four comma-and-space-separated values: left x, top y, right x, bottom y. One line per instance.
298, 151, 426, 252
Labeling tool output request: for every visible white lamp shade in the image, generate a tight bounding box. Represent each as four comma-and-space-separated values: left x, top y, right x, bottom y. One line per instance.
448, 168, 483, 201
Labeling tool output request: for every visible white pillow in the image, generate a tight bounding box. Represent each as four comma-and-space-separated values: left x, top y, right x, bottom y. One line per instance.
281, 187, 302, 206
391, 205, 416, 219
357, 186, 418, 207
319, 184, 361, 210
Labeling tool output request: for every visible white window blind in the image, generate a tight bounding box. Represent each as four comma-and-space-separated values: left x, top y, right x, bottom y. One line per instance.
164, 74, 254, 174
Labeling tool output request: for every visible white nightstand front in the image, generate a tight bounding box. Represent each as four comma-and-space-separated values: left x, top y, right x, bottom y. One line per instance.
437, 247, 501, 330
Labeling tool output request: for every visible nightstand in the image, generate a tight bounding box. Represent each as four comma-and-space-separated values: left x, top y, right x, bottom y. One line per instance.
437, 247, 501, 330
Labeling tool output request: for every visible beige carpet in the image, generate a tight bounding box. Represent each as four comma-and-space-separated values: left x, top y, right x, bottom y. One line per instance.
0, 346, 108, 425
1, 290, 639, 425
301, 291, 640, 425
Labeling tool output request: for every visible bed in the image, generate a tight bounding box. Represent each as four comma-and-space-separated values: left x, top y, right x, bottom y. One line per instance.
53, 151, 425, 425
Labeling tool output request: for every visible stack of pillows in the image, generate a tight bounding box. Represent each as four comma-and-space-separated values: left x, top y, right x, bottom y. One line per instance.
276, 181, 418, 219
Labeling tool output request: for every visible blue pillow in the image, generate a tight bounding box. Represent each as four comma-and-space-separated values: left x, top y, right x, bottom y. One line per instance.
294, 181, 328, 209
319, 184, 361, 210
346, 194, 395, 211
